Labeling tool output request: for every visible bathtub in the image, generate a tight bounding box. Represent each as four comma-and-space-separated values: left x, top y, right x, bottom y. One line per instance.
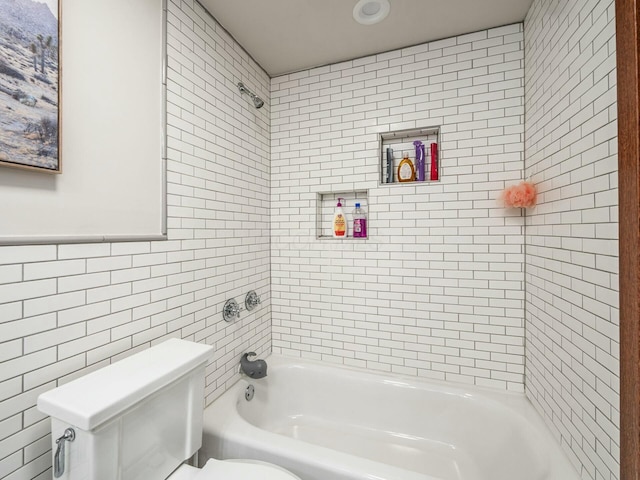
200, 355, 579, 480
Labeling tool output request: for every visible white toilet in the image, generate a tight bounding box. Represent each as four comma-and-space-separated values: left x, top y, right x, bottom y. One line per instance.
37, 339, 300, 480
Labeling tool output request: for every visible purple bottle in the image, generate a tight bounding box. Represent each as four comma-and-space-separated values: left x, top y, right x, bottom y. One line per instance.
414, 140, 425, 181
353, 203, 367, 238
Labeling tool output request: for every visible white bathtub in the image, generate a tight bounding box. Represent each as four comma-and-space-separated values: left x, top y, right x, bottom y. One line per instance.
200, 355, 579, 480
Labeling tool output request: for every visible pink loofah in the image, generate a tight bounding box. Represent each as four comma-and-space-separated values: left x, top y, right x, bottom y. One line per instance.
500, 181, 537, 208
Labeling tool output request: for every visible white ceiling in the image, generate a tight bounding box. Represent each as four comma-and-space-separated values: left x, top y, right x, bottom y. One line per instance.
199, 0, 534, 77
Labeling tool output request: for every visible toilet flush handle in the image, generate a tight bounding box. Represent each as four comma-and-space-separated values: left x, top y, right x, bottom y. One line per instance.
54, 428, 75, 478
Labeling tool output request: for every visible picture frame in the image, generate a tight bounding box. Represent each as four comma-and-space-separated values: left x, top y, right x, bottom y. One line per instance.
0, 0, 61, 174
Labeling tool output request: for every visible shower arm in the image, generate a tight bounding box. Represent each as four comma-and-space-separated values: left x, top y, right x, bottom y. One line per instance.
238, 82, 264, 109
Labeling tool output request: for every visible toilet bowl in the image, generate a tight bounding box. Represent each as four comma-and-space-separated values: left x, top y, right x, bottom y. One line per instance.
37, 339, 299, 480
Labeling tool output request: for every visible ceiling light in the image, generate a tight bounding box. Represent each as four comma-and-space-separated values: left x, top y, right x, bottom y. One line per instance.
353, 0, 390, 25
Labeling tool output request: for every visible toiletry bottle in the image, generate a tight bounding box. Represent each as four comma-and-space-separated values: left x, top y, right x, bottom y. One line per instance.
397, 152, 415, 182
333, 198, 347, 238
386, 147, 394, 183
352, 203, 367, 238
430, 143, 439, 181
414, 140, 425, 181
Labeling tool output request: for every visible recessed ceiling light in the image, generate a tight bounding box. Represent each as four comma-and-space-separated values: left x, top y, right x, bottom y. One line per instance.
353, 0, 391, 26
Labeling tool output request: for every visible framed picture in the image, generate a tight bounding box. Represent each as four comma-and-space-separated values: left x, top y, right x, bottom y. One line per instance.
0, 0, 61, 173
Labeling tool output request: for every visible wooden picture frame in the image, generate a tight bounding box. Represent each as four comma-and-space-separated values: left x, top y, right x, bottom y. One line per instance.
0, 0, 61, 173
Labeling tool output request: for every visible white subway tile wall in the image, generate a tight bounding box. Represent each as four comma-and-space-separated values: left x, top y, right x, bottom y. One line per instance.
270, 25, 527, 390
525, 0, 619, 479
0, 0, 271, 478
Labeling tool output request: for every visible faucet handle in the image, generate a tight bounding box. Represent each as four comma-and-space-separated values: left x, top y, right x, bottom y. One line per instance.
223, 298, 243, 322
245, 290, 261, 311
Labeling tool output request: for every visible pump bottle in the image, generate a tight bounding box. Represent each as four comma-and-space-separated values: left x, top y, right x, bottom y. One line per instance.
333, 198, 347, 238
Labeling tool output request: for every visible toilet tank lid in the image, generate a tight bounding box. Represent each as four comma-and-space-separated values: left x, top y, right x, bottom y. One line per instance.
37, 339, 213, 431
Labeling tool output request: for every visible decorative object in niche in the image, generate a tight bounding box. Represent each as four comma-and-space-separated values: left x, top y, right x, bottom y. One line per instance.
500, 181, 537, 208
0, 0, 61, 173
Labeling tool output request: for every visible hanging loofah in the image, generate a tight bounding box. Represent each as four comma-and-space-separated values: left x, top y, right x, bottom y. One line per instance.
500, 181, 537, 208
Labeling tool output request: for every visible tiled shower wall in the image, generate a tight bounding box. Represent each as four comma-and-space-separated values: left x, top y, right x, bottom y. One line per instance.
524, 0, 619, 479
0, 1, 270, 479
271, 25, 527, 390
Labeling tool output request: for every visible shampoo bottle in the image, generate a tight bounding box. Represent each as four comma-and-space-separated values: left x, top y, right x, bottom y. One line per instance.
386, 148, 394, 183
397, 152, 415, 182
430, 143, 439, 181
333, 198, 347, 238
414, 140, 425, 181
352, 203, 367, 238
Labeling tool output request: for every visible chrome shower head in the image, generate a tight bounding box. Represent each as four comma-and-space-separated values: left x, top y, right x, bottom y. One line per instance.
238, 82, 264, 109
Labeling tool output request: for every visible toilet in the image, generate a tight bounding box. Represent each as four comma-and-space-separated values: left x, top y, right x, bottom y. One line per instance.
37, 339, 300, 480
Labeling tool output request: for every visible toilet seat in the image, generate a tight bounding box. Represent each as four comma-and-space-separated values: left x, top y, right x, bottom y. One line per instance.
221, 459, 302, 479
200, 459, 300, 479
170, 458, 301, 480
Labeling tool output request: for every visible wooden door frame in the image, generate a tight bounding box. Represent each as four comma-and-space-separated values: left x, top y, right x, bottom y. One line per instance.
617, 0, 640, 478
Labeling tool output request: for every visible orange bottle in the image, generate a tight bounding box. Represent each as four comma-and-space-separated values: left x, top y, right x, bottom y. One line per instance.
397, 152, 415, 182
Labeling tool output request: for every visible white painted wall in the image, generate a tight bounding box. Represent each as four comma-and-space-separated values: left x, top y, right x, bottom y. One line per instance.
0, 0, 166, 241
0, 1, 270, 478
524, 0, 619, 478
270, 24, 527, 390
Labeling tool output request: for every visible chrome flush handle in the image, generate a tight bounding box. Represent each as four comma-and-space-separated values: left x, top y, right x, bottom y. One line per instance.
54, 428, 75, 478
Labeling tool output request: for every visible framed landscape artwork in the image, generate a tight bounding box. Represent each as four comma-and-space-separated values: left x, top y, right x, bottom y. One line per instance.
0, 0, 60, 173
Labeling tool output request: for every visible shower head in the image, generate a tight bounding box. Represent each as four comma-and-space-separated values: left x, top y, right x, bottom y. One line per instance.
238, 82, 265, 109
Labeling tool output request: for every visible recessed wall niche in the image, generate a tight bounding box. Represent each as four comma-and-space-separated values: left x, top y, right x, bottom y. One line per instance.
379, 126, 440, 186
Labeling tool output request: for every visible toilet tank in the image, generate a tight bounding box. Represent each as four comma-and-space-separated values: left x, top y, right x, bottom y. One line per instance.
38, 339, 213, 480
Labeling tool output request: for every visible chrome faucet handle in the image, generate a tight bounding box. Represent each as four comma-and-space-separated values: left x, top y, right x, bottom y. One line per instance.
223, 298, 243, 322
245, 290, 261, 311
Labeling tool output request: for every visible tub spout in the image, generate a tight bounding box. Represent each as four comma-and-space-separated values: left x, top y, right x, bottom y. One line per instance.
240, 352, 267, 379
